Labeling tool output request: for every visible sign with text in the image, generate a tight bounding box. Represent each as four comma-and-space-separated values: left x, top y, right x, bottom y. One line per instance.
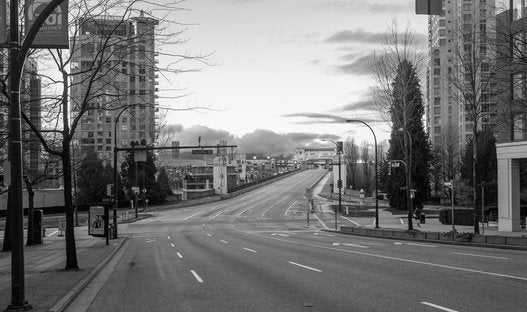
88, 205, 105, 237
25, 0, 69, 48
192, 149, 213, 155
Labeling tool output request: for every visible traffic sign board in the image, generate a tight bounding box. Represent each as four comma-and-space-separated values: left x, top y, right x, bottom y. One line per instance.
192, 149, 213, 155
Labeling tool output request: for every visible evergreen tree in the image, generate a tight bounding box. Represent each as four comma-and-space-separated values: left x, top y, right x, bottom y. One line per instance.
460, 129, 497, 205
120, 143, 166, 204
158, 168, 172, 196
385, 60, 431, 226
77, 150, 109, 204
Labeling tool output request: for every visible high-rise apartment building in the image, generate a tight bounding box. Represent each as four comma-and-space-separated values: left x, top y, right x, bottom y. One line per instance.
71, 13, 159, 162
427, 0, 496, 151
0, 55, 42, 179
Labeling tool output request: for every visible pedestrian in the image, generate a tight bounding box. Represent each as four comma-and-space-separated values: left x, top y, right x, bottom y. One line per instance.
415, 207, 422, 227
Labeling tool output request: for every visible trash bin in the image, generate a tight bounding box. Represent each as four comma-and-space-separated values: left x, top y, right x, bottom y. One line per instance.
420, 213, 426, 224
33, 209, 44, 244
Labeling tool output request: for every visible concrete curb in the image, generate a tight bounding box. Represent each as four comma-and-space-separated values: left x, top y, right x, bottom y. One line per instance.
48, 237, 128, 312
327, 227, 527, 251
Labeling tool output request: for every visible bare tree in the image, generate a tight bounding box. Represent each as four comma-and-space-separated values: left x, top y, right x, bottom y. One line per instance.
368, 21, 428, 231
360, 141, 371, 194
16, 0, 211, 269
343, 138, 359, 189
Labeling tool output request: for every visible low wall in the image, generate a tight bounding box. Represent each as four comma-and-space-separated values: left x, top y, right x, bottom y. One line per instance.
339, 226, 527, 250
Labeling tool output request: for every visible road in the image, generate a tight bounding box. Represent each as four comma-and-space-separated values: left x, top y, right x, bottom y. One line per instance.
67, 169, 527, 312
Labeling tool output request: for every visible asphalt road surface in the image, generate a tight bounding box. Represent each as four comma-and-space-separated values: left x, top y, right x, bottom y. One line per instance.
67, 169, 527, 312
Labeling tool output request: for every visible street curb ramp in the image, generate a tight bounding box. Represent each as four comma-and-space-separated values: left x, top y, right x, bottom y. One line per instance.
48, 237, 128, 312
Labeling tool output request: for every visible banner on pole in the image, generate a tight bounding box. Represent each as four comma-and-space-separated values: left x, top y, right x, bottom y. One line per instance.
0, 1, 6, 46
25, 0, 69, 48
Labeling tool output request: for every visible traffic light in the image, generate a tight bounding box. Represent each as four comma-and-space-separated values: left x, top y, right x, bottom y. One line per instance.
337, 141, 343, 153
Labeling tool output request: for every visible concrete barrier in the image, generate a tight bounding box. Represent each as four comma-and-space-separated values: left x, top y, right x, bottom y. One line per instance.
338, 226, 527, 250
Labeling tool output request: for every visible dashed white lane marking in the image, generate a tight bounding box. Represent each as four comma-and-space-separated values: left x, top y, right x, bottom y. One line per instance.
220, 239, 229, 244
168, 236, 171, 240
170, 243, 175, 247
209, 211, 223, 220
190, 270, 203, 283
399, 218, 405, 224
243, 247, 257, 253
453, 252, 508, 260
284, 200, 298, 216
47, 230, 58, 237
312, 213, 329, 229
341, 216, 361, 226
144, 239, 156, 243
288, 261, 322, 273
421, 302, 458, 312
206, 233, 212, 237
177, 252, 182, 258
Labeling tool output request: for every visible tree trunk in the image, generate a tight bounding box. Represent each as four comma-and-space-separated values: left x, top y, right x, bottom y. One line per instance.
63, 145, 79, 270
2, 190, 11, 252
473, 131, 479, 234
25, 178, 35, 246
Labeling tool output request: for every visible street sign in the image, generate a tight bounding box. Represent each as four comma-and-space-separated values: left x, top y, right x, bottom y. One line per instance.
25, 0, 69, 48
192, 149, 213, 155
102, 196, 114, 203
88, 205, 105, 237
390, 162, 400, 168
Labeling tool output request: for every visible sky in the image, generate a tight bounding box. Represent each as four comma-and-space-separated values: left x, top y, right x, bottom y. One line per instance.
155, 0, 428, 155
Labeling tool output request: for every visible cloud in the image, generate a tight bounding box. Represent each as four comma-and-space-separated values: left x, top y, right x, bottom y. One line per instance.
333, 54, 371, 76
283, 112, 382, 124
325, 29, 385, 44
332, 100, 374, 112
159, 125, 335, 155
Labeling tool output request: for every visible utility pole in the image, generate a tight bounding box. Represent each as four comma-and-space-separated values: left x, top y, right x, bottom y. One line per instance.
7, 0, 28, 309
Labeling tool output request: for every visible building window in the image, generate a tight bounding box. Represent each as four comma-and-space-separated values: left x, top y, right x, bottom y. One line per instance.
434, 68, 441, 75
513, 113, 525, 141
434, 117, 441, 124
513, 73, 524, 100
434, 107, 441, 114
434, 97, 441, 105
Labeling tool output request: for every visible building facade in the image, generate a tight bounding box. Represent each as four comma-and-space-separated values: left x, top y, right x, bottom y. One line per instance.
494, 1, 527, 231
427, 0, 497, 151
71, 13, 159, 163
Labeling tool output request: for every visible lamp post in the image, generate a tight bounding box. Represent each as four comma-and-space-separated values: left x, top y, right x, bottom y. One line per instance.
322, 139, 342, 230
112, 107, 131, 238
346, 120, 379, 229
399, 128, 413, 230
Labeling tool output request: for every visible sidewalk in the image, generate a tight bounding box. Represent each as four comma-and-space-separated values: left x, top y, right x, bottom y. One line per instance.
0, 226, 125, 311
314, 171, 527, 238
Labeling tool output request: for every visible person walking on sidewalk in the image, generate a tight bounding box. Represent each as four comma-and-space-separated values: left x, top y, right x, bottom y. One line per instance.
415, 206, 423, 228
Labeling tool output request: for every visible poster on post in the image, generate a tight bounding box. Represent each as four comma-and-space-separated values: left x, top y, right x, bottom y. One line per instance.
25, 0, 69, 48
89, 205, 106, 237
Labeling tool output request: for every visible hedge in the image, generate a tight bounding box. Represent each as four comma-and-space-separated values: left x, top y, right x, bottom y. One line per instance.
439, 208, 474, 225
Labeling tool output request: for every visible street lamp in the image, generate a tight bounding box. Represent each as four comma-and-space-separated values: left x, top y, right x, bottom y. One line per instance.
322, 139, 342, 230
112, 107, 131, 238
346, 120, 379, 229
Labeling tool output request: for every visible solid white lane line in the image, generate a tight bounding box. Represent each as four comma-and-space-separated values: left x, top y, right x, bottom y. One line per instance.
243, 247, 257, 253
170, 243, 175, 247
341, 216, 361, 226
47, 230, 58, 237
421, 302, 458, 312
453, 252, 508, 260
177, 252, 182, 258
190, 270, 203, 283
284, 200, 298, 216
185, 210, 204, 220
359, 241, 385, 246
220, 239, 229, 244
236, 226, 527, 282
312, 213, 329, 229
406, 242, 438, 248
288, 261, 322, 273
261, 196, 289, 217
